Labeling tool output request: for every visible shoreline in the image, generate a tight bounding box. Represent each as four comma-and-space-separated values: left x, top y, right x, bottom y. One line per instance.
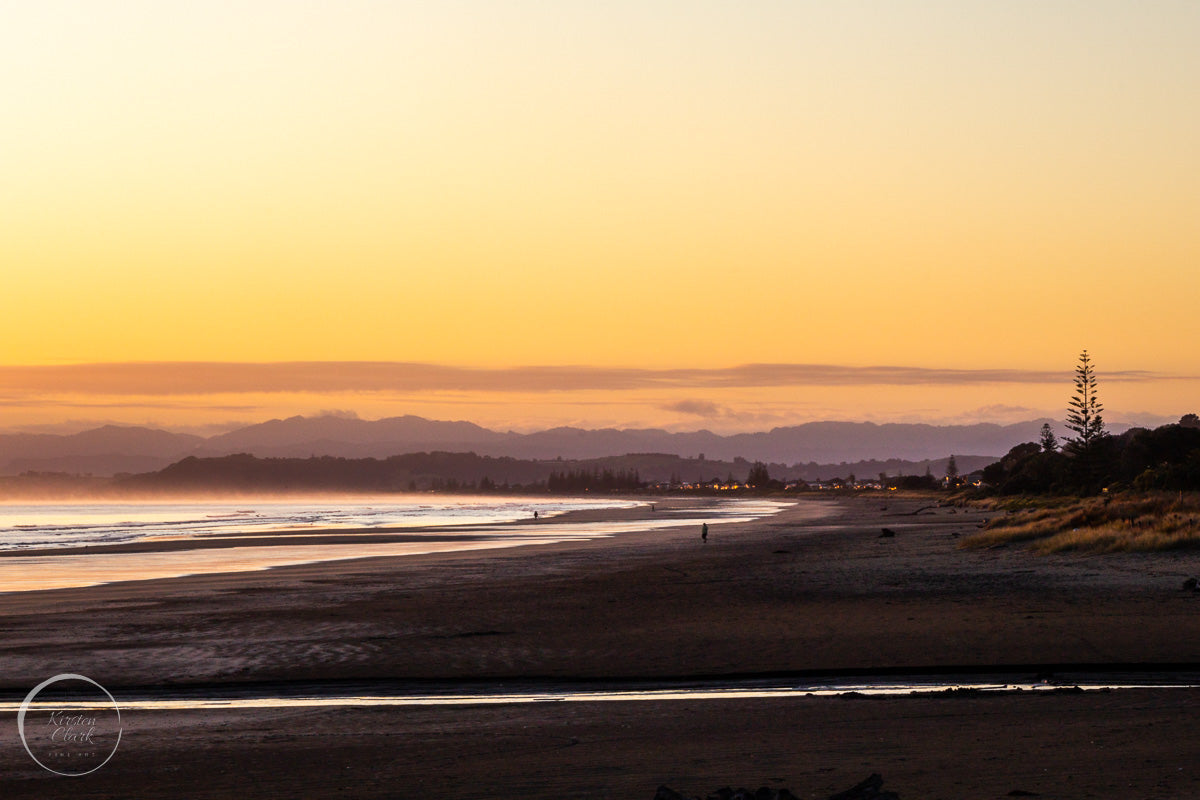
0, 494, 744, 559
2, 495, 1198, 687
3, 495, 1200, 797
0, 496, 796, 594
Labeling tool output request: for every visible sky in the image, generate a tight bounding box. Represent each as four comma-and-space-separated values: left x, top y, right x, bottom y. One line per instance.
3, 1, 1198, 434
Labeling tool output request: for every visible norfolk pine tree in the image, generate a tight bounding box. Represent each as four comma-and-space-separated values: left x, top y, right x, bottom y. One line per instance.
1039, 423, 1059, 453
1065, 350, 1105, 451
1064, 350, 1106, 489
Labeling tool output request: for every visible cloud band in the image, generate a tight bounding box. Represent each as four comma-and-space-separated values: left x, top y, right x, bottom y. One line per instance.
0, 361, 1163, 397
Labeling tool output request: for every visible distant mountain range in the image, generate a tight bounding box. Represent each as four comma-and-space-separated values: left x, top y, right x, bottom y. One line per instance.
0, 414, 1131, 478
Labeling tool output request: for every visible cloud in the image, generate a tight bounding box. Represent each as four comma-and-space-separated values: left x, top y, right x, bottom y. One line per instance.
0, 361, 1170, 397
0, 395, 262, 412
662, 399, 727, 417
971, 404, 1041, 416
660, 399, 787, 427
315, 409, 361, 419
938, 404, 1057, 425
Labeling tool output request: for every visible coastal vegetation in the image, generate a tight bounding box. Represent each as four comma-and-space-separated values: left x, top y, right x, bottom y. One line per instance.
977, 416, 1200, 496
963, 351, 1200, 552
546, 467, 643, 492
962, 492, 1200, 553
978, 353, 1200, 496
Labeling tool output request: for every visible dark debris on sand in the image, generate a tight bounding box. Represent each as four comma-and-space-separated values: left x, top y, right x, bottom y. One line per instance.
655, 772, 899, 800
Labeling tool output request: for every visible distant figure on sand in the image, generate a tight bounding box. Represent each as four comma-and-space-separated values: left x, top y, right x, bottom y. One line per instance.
533, 510, 538, 521
701, 523, 708, 543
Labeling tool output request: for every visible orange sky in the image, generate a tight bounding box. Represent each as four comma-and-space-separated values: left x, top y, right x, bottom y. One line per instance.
3, 3, 1198, 433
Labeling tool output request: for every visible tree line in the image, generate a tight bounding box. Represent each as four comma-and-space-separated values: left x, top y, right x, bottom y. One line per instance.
546, 468, 643, 492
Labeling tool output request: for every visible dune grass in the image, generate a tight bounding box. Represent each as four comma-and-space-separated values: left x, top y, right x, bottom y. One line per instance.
961, 492, 1200, 554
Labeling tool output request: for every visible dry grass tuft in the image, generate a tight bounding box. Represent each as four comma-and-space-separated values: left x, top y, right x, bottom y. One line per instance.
961, 492, 1200, 554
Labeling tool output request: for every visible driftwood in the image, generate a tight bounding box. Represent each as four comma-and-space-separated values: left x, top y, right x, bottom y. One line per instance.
827, 773, 900, 800
653, 787, 690, 800
654, 773, 897, 800
904, 505, 938, 516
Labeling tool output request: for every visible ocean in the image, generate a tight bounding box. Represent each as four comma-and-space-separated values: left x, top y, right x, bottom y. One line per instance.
0, 496, 642, 552
0, 496, 788, 592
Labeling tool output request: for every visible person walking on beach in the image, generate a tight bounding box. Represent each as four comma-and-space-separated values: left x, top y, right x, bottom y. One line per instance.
701, 522, 708, 543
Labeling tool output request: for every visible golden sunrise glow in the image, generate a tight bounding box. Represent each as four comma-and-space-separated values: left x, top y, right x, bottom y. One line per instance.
3, 2, 1199, 430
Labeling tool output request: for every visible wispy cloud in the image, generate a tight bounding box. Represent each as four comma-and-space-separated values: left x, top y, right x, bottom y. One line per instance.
0, 395, 262, 412
938, 404, 1055, 425
662, 399, 728, 418
0, 361, 1168, 397
658, 399, 788, 428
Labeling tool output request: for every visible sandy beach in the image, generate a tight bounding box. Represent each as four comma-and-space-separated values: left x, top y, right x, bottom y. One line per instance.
2, 495, 1199, 798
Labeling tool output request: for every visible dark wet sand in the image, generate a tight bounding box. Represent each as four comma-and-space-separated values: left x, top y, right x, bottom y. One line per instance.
2, 495, 1199, 798
4, 689, 1198, 799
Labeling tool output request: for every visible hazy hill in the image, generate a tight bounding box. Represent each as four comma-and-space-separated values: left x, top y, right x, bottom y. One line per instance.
0, 425, 202, 475
504, 420, 1058, 463
201, 414, 504, 457
724, 421, 1049, 464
